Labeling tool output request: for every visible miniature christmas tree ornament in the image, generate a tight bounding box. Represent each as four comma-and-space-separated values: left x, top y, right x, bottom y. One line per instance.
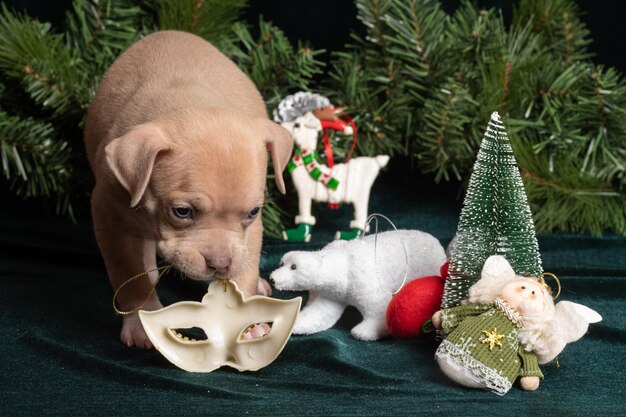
138, 279, 301, 372
274, 92, 389, 242
443, 112, 543, 308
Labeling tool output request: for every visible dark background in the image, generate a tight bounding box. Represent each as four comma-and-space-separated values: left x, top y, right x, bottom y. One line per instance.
5, 0, 626, 73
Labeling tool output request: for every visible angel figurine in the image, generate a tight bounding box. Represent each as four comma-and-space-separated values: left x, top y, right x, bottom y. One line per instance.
432, 255, 602, 395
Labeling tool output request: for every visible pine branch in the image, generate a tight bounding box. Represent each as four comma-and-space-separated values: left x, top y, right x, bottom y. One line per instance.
414, 77, 480, 182
477, 12, 543, 115
65, 0, 149, 75
0, 1, 149, 219
0, 4, 80, 115
443, 1, 505, 86
511, 133, 625, 235
0, 110, 72, 205
323, 0, 424, 158
574, 65, 626, 187
226, 17, 325, 107
382, 0, 448, 101
261, 196, 290, 240
151, 0, 247, 45
513, 0, 593, 66
509, 62, 626, 191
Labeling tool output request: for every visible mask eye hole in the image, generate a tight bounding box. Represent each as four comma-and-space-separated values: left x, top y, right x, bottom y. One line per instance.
168, 327, 208, 344
239, 322, 273, 342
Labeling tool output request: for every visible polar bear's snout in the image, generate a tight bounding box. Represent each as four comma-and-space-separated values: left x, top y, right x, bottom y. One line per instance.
270, 252, 315, 291
269, 259, 295, 290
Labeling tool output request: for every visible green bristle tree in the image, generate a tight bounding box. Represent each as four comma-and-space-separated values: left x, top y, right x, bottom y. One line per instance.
443, 112, 543, 308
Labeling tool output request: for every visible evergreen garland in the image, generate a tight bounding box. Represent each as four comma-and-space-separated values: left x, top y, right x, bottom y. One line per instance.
0, 0, 624, 236
324, 0, 625, 235
0, 1, 149, 217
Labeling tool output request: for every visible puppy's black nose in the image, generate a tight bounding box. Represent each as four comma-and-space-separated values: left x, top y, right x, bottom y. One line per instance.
269, 277, 275, 287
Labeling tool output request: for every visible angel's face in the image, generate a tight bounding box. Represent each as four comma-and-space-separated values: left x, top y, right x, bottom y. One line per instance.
501, 278, 548, 317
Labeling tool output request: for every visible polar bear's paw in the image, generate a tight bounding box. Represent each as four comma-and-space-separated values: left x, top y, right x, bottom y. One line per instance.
351, 318, 389, 341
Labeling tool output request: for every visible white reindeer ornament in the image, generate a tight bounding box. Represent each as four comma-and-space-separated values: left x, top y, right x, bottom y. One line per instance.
274, 92, 389, 242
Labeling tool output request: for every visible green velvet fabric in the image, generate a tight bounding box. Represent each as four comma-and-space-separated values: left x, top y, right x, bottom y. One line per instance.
1, 176, 625, 416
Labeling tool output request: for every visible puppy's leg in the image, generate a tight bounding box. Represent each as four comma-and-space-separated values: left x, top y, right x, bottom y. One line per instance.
92, 191, 162, 349
257, 278, 272, 296
233, 218, 267, 297
350, 316, 389, 341
293, 293, 345, 335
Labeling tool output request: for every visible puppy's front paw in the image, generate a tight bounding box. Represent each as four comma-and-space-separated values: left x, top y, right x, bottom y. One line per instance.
120, 314, 154, 349
257, 278, 272, 296
240, 323, 271, 340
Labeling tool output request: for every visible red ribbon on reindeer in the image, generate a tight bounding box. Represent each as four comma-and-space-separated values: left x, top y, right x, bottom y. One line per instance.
315, 107, 358, 167
314, 107, 358, 209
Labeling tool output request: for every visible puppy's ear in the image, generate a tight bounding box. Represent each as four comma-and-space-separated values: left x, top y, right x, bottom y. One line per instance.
260, 120, 294, 194
105, 124, 170, 207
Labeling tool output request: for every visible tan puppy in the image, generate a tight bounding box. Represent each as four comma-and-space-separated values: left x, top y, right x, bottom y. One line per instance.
84, 31, 293, 348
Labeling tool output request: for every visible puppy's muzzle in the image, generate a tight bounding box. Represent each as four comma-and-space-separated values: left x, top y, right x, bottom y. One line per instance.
206, 256, 232, 277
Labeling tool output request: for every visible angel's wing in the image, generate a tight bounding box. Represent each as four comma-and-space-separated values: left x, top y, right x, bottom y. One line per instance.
567, 302, 603, 324
556, 301, 602, 343
538, 301, 602, 364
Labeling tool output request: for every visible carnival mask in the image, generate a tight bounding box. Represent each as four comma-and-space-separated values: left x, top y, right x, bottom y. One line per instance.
139, 279, 301, 372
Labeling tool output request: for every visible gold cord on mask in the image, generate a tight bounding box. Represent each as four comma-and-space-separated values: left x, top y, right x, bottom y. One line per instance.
112, 264, 173, 316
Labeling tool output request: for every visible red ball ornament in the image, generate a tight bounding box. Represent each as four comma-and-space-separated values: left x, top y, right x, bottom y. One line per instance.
386, 263, 449, 338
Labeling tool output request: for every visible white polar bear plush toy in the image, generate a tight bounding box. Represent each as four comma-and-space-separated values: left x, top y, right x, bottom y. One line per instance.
269, 230, 446, 340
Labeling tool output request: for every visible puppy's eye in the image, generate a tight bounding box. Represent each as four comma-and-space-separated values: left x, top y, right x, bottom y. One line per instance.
294, 123, 301, 128
279, 261, 285, 267
531, 291, 535, 295
248, 206, 261, 219
172, 207, 193, 219
291, 264, 297, 270
521, 286, 526, 290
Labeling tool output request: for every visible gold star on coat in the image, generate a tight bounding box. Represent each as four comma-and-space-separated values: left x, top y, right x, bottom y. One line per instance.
481, 327, 504, 351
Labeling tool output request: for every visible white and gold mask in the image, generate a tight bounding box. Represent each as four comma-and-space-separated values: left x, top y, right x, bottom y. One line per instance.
139, 279, 301, 372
